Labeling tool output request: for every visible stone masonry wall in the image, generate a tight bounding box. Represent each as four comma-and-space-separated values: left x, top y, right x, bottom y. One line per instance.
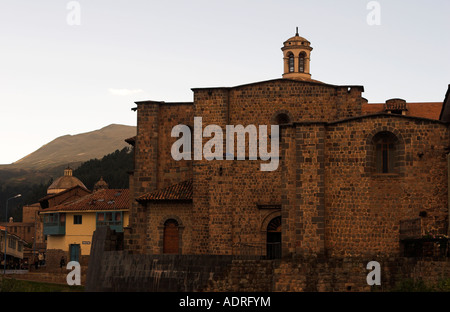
226, 80, 363, 125
324, 115, 449, 257
126, 102, 193, 254
88, 227, 450, 292
128, 79, 448, 260
144, 201, 193, 254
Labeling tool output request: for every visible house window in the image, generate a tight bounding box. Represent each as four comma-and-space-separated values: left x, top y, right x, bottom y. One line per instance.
96, 211, 124, 232
74, 215, 82, 225
43, 213, 66, 235
8, 237, 16, 250
44, 213, 65, 226
299, 52, 306, 73
373, 132, 397, 173
288, 53, 294, 73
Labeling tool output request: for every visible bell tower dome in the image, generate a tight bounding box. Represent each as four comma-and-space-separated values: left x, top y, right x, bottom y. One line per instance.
281, 28, 313, 80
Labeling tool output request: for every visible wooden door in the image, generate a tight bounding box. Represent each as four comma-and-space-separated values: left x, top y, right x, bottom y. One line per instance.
69, 244, 80, 262
163, 220, 179, 254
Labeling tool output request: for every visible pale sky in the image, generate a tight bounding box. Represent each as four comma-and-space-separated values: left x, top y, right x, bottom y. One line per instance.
0, 0, 449, 164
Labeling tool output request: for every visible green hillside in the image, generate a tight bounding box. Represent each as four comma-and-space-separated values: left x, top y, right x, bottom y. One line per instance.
0, 147, 133, 222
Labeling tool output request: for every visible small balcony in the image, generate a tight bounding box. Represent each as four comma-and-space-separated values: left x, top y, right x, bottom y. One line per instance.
96, 211, 124, 233
43, 213, 66, 236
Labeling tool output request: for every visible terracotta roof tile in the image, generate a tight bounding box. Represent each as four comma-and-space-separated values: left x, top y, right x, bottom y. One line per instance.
38, 185, 91, 202
362, 102, 443, 120
0, 226, 28, 243
41, 189, 129, 212
137, 180, 193, 202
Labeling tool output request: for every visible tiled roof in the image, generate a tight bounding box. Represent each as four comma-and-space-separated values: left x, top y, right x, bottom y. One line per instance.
39, 185, 91, 202
0, 226, 28, 243
125, 136, 136, 146
41, 189, 129, 213
48, 175, 87, 192
137, 180, 193, 202
362, 102, 443, 120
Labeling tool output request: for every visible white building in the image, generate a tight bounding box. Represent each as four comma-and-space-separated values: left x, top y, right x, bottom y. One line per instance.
0, 225, 28, 270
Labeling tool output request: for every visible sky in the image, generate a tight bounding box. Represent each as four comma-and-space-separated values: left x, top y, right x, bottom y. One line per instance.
0, 0, 449, 165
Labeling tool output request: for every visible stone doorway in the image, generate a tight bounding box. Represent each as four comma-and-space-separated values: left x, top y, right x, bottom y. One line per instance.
163, 219, 179, 254
266, 216, 281, 259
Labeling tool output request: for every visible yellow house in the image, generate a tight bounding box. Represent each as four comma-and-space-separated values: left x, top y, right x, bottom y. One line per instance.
0, 225, 28, 270
40, 188, 129, 267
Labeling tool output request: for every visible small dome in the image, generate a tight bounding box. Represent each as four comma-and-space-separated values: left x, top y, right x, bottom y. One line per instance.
47, 167, 87, 194
94, 177, 109, 192
283, 34, 310, 46
283, 28, 311, 47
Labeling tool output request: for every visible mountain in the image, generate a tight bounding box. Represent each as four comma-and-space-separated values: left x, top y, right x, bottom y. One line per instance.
0, 124, 136, 220
0, 124, 136, 187
11, 124, 136, 170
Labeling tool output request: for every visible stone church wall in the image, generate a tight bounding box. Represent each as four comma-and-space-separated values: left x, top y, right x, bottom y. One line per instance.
324, 115, 449, 256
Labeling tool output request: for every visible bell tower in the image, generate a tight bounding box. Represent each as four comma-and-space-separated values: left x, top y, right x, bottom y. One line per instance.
281, 28, 313, 80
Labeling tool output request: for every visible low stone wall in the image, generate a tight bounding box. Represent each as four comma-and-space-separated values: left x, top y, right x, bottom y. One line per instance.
45, 249, 67, 269
86, 228, 450, 292
87, 228, 262, 292
87, 251, 247, 292
205, 256, 450, 292
204, 259, 274, 292
46, 249, 89, 270
273, 256, 450, 292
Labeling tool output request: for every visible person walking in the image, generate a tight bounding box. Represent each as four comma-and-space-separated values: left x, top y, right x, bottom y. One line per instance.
60, 256, 66, 272
34, 254, 39, 270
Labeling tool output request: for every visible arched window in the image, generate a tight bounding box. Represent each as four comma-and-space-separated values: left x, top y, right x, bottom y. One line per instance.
274, 113, 291, 125
299, 52, 306, 73
266, 216, 281, 259
373, 132, 398, 173
163, 219, 179, 254
288, 53, 294, 73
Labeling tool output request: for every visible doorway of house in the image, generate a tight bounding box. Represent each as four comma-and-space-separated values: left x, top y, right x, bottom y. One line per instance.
163, 219, 179, 254
69, 244, 80, 262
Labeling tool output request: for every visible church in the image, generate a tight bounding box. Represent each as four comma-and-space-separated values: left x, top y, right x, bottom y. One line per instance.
123, 30, 449, 263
